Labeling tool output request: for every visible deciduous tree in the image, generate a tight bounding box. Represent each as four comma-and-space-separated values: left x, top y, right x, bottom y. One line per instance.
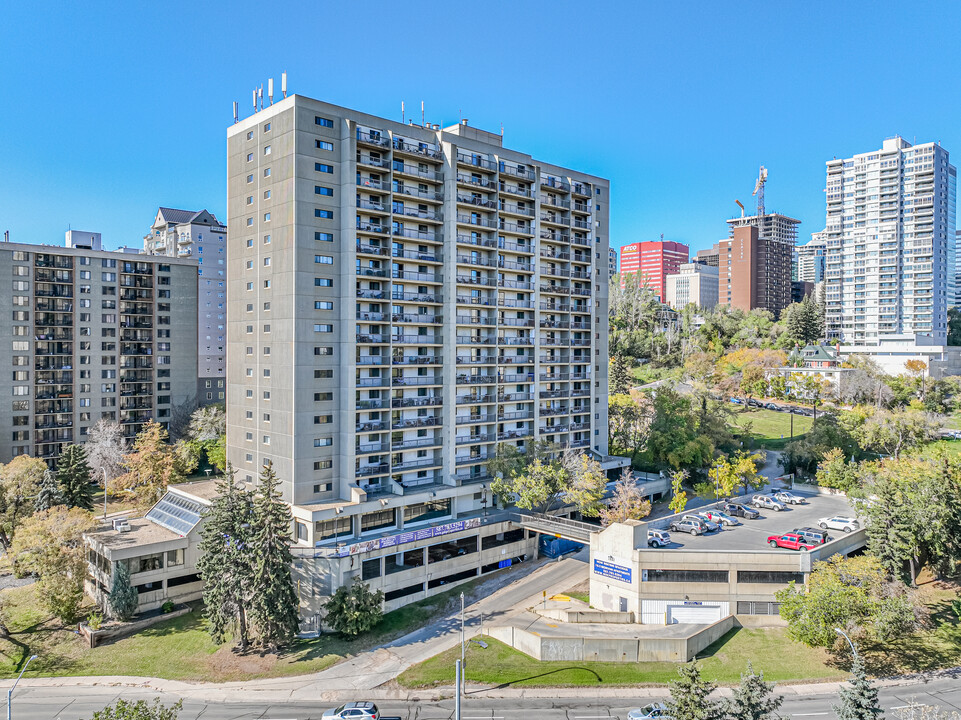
110, 420, 182, 511
0, 455, 48, 548
85, 420, 127, 486
91, 699, 183, 720
668, 469, 689, 515
600, 467, 651, 525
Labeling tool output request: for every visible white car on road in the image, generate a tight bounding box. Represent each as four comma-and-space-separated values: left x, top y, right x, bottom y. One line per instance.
322, 702, 380, 720
628, 703, 670, 720
818, 516, 860, 533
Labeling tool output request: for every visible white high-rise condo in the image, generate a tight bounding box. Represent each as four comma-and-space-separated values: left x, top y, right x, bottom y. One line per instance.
144, 208, 227, 403
226, 95, 617, 618
824, 137, 957, 361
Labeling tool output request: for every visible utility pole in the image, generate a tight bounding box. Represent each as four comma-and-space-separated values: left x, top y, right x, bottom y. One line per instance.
460, 591, 465, 697
454, 660, 462, 720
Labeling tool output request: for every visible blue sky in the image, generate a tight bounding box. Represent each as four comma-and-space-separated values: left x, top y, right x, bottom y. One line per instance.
2, 1, 960, 256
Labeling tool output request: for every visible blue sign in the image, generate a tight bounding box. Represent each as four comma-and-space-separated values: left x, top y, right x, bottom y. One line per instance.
498, 558, 513, 569
593, 559, 632, 583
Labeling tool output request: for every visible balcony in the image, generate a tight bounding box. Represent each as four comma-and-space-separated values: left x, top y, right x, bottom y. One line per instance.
393, 227, 441, 242
456, 393, 496, 405
357, 153, 390, 169
392, 436, 441, 451
457, 214, 498, 229
499, 163, 536, 181
356, 398, 388, 410
394, 184, 444, 203
392, 416, 441, 429
393, 334, 441, 345
456, 374, 496, 385
457, 193, 497, 209
456, 355, 496, 365
456, 315, 496, 326
356, 463, 390, 478
392, 205, 443, 223
391, 396, 442, 408
356, 441, 390, 455
393, 163, 443, 182
456, 414, 497, 425
455, 454, 494, 466
356, 176, 390, 191
356, 221, 389, 235
393, 312, 441, 323
498, 336, 532, 346
392, 375, 442, 386
456, 433, 496, 445
356, 130, 391, 148
452, 470, 493, 486
541, 177, 571, 192
356, 420, 387, 433
457, 173, 496, 189
392, 457, 442, 472
392, 291, 441, 303
572, 183, 591, 197
456, 234, 497, 249
394, 138, 443, 160
498, 429, 533, 441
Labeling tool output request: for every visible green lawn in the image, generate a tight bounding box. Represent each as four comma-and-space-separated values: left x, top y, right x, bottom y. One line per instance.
398, 627, 843, 688
734, 407, 813, 450
0, 578, 481, 682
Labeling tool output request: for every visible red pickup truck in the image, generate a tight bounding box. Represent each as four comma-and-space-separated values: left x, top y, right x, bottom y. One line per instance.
767, 533, 816, 551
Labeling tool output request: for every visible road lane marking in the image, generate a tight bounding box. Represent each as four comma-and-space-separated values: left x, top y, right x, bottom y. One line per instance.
793, 713, 829, 716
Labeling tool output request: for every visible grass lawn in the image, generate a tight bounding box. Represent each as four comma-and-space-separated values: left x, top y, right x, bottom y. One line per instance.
733, 407, 813, 450
914, 439, 961, 460
0, 577, 482, 682
397, 627, 843, 688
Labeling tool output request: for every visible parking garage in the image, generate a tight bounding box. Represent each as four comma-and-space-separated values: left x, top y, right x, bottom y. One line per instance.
589, 489, 867, 625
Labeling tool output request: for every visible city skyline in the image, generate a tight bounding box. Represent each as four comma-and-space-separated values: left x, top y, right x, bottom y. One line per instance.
4, 1, 961, 257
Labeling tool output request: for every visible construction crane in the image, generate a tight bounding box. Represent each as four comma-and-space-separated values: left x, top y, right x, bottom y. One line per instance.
753, 166, 768, 218
735, 199, 745, 217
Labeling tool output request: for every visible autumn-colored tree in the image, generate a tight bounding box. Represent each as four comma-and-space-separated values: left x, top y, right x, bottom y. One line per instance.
601, 467, 651, 525
668, 469, 689, 514
0, 455, 48, 548
904, 359, 928, 401
109, 420, 182, 510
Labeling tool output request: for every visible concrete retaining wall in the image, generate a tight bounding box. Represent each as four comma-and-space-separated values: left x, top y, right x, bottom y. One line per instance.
79, 605, 192, 648
490, 615, 737, 663
538, 608, 635, 624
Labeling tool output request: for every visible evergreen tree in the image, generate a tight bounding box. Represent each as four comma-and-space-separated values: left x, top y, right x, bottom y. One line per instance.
108, 561, 139, 621
248, 461, 300, 649
610, 355, 632, 395
34, 469, 63, 512
727, 663, 783, 720
833, 655, 883, 720
57, 444, 94, 510
323, 580, 384, 637
665, 661, 725, 720
197, 464, 254, 649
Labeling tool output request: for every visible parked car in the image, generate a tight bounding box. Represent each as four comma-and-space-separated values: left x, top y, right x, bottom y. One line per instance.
647, 528, 671, 548
751, 494, 786, 511
764, 403, 781, 411
792, 526, 829, 544
683, 514, 719, 532
723, 502, 760, 519
767, 533, 817, 551
747, 398, 762, 408
699, 510, 740, 527
774, 490, 806, 505
818, 516, 860, 533
628, 703, 670, 720
322, 703, 380, 720
669, 518, 707, 536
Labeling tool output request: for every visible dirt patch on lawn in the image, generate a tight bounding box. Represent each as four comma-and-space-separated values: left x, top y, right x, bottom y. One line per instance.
205, 644, 278, 680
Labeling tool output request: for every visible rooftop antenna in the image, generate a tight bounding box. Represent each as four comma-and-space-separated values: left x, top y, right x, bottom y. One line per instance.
233, 101, 239, 124
421, 101, 424, 127
753, 165, 768, 218
735, 199, 745, 217
402, 101, 405, 124
281, 71, 287, 98
501, 122, 504, 136
268, 78, 274, 105
252, 89, 257, 112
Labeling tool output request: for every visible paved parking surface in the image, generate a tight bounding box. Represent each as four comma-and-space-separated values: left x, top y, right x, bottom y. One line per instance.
647, 491, 858, 553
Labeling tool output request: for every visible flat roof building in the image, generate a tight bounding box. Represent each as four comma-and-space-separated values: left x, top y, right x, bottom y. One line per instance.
665, 262, 718, 310
226, 94, 616, 619
0, 240, 198, 464
619, 240, 689, 301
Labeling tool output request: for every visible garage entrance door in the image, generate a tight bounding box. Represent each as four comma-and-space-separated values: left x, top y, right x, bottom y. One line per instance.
666, 605, 722, 624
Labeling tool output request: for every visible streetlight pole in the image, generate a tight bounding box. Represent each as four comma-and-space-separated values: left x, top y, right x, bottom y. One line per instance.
454, 659, 462, 720
460, 591, 465, 697
101, 467, 109, 519
834, 627, 858, 659
7, 655, 38, 720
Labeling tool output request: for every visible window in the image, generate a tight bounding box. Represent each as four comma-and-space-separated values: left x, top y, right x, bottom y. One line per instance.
313, 459, 333, 470
264, 167, 271, 177
315, 301, 333, 310
646, 569, 729, 583
361, 508, 396, 533
737, 571, 805, 584
313, 437, 332, 447
315, 163, 334, 173
263, 122, 271, 132
315, 516, 351, 542
314, 392, 333, 401
404, 499, 451, 525
314, 415, 332, 424
315, 255, 333, 264
314, 324, 333, 332
246, 152, 253, 162
264, 234, 271, 244
263, 212, 271, 222
315, 209, 333, 219
263, 257, 271, 266
314, 369, 333, 378
264, 145, 271, 155
314, 348, 333, 357
315, 232, 334, 242
362, 558, 381, 580
315, 116, 334, 128
314, 277, 333, 287
316, 139, 334, 151
246, 174, 253, 183
315, 185, 334, 196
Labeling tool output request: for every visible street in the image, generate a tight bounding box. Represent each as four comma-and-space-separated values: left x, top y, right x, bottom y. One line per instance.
7, 672, 961, 719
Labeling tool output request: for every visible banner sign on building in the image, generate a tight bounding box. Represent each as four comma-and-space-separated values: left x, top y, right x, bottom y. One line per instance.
322, 517, 483, 556
593, 558, 632, 583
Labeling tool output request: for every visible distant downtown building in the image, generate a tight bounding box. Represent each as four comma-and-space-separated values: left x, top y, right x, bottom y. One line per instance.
618, 240, 689, 300
226, 94, 621, 618
824, 136, 957, 349
794, 231, 827, 284
144, 208, 226, 403
0, 232, 199, 464
664, 262, 718, 310
698, 213, 800, 316
608, 247, 618, 278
